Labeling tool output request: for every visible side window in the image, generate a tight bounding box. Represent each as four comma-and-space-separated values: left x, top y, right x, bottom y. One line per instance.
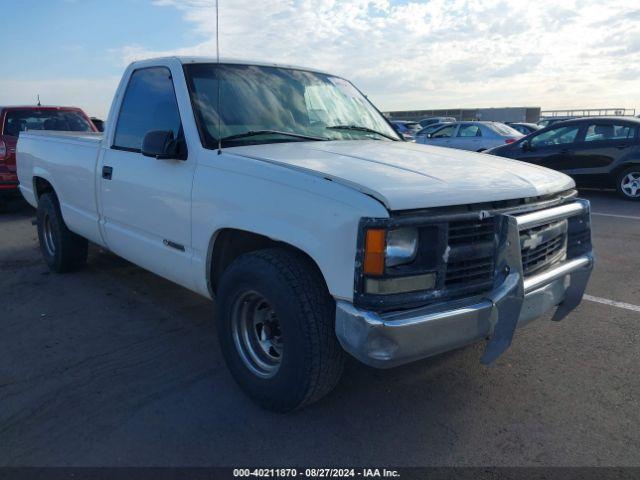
530, 125, 580, 148
113, 67, 182, 151
2, 115, 21, 137
432, 125, 456, 138
584, 123, 636, 142
457, 124, 481, 137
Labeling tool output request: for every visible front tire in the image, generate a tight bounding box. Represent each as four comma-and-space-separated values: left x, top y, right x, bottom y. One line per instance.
616, 166, 640, 200
215, 248, 344, 412
37, 192, 88, 272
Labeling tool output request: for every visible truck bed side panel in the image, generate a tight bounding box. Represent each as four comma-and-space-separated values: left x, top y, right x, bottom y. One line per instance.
17, 132, 104, 246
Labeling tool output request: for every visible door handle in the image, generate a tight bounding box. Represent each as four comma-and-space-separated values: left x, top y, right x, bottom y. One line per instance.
559, 149, 573, 155
102, 165, 113, 180
616, 145, 630, 149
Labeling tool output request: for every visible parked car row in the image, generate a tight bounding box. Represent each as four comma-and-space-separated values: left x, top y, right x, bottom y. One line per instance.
487, 116, 640, 200
390, 117, 458, 141
395, 117, 540, 141
390, 112, 639, 200
416, 121, 524, 151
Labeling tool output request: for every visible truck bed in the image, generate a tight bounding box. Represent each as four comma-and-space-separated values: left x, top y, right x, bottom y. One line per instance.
17, 130, 104, 246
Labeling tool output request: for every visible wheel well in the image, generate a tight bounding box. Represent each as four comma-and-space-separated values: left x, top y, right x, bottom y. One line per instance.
33, 177, 55, 201
613, 162, 640, 179
208, 229, 325, 295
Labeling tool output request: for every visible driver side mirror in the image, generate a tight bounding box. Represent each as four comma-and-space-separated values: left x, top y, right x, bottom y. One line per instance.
142, 130, 180, 160
521, 140, 532, 151
427, 133, 433, 139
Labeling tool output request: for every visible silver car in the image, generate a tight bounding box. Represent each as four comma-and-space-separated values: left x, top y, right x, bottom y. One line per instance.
414, 122, 451, 144
417, 121, 523, 152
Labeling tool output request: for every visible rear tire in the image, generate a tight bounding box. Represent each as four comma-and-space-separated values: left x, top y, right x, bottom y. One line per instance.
215, 248, 344, 412
616, 166, 640, 200
37, 192, 88, 272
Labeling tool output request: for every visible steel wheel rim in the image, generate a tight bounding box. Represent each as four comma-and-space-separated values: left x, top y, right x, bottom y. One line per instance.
43, 214, 56, 256
231, 290, 283, 378
621, 172, 640, 198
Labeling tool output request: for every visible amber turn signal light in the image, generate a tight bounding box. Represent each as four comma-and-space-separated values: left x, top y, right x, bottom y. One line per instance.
364, 229, 386, 276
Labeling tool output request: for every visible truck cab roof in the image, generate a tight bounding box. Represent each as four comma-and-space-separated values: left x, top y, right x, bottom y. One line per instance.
129, 56, 333, 76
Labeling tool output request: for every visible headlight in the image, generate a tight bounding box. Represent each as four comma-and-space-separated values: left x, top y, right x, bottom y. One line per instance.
363, 227, 418, 276
361, 225, 438, 298
385, 227, 418, 267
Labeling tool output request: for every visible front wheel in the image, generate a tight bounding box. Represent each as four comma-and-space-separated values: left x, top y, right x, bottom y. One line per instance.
37, 192, 88, 272
616, 167, 640, 200
215, 248, 344, 412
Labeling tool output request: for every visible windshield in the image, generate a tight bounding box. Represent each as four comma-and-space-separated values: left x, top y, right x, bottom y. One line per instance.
184, 63, 400, 147
3, 109, 94, 137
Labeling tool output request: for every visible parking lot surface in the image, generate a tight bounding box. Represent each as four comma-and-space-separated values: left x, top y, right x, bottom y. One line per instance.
1, 191, 639, 467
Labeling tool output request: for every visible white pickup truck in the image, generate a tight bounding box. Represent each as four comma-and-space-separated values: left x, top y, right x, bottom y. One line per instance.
17, 57, 593, 412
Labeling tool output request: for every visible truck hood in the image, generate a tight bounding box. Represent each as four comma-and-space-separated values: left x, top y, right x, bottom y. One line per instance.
230, 140, 575, 211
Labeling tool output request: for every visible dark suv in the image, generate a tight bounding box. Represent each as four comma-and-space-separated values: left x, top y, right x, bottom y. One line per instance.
487, 117, 640, 200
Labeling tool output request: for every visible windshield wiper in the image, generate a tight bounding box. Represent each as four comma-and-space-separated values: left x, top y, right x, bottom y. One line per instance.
326, 125, 398, 141
219, 130, 327, 144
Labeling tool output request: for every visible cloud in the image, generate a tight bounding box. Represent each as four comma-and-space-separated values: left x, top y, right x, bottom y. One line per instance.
116, 0, 640, 112
5, 0, 630, 115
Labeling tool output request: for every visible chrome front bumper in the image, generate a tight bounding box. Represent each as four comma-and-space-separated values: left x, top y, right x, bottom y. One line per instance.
336, 200, 594, 368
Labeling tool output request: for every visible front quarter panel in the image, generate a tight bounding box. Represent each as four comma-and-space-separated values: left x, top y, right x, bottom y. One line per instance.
191, 149, 389, 301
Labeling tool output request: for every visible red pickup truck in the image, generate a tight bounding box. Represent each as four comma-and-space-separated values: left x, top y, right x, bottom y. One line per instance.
0, 106, 97, 200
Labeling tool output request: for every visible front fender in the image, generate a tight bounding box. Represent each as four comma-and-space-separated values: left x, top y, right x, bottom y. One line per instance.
190, 155, 388, 300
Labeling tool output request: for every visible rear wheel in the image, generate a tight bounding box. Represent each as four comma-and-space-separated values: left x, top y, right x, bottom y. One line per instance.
616, 167, 640, 200
215, 248, 344, 412
37, 192, 88, 272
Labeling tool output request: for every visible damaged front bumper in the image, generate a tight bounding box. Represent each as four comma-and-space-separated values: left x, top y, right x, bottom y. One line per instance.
336, 199, 594, 368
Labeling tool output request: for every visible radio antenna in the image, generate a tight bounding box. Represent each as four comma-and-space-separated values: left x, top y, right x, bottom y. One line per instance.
216, 0, 222, 154
37, 94, 41, 107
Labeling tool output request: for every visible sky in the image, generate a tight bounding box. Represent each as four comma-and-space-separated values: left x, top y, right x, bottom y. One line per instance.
0, 0, 639, 119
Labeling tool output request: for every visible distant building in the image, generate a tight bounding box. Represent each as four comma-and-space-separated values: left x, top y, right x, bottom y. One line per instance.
384, 107, 541, 124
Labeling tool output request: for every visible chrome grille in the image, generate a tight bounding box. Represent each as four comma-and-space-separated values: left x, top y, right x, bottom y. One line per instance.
447, 219, 494, 245
445, 256, 494, 287
519, 220, 567, 277
445, 215, 570, 294
445, 219, 495, 295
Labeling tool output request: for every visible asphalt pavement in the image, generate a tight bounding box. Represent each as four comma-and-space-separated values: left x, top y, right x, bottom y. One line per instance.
1, 191, 638, 467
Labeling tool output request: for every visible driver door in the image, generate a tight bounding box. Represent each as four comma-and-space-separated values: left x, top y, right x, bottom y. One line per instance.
99, 66, 196, 288
453, 123, 483, 151
427, 124, 458, 147
517, 124, 581, 171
